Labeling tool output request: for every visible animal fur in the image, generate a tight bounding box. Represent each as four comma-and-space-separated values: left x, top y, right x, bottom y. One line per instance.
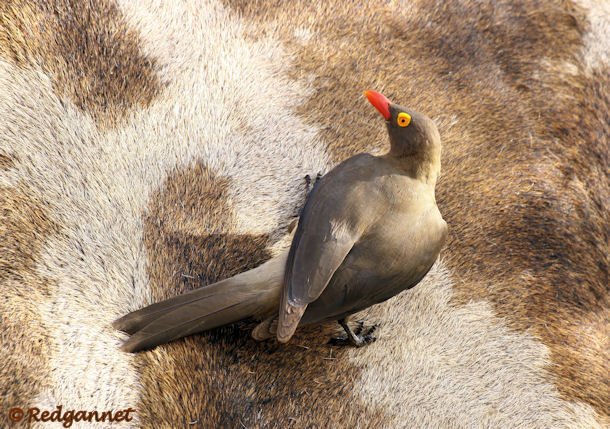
0, 0, 607, 427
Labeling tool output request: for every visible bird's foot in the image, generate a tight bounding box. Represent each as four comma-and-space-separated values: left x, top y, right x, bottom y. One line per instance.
329, 320, 378, 347
304, 172, 323, 191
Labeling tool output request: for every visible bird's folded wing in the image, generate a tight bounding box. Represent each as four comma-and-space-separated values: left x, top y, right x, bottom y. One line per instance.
286, 221, 357, 306
277, 181, 361, 341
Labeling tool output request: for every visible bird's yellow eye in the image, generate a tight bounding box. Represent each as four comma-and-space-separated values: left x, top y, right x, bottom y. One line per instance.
397, 112, 411, 127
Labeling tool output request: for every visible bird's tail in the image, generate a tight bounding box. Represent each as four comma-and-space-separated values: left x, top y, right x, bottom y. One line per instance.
113, 253, 286, 352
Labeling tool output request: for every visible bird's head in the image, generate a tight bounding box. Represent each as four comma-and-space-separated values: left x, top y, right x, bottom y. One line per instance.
365, 90, 441, 184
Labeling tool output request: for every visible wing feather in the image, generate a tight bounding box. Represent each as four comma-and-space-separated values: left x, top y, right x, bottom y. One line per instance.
276, 157, 376, 341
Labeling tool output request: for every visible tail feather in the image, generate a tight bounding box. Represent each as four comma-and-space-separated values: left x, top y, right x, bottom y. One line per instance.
119, 292, 262, 352
114, 253, 287, 352
112, 277, 237, 335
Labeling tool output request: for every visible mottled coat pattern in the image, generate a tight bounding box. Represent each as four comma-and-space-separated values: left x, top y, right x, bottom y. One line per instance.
0, 0, 608, 427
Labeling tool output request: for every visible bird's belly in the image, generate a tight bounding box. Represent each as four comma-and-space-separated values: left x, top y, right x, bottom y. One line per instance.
301, 215, 445, 325
301, 265, 424, 326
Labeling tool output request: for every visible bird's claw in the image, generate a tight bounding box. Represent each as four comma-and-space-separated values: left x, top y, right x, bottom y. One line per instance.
358, 323, 378, 345
328, 321, 379, 347
353, 320, 365, 335
304, 172, 323, 190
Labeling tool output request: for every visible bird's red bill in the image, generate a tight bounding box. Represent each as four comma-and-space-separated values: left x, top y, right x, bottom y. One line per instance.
364, 90, 391, 120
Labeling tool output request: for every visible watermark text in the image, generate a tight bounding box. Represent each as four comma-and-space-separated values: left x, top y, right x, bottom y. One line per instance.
8, 406, 135, 427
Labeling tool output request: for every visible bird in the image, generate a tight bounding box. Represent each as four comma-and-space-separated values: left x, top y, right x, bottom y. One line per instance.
113, 90, 448, 352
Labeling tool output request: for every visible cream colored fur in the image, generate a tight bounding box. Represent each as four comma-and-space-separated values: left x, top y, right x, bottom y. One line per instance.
350, 261, 602, 427
0, 0, 607, 428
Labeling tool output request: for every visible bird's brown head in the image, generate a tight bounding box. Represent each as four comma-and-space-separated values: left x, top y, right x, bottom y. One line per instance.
365, 90, 441, 184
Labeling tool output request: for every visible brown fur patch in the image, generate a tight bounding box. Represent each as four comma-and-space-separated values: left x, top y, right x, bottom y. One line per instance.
0, 184, 57, 426
225, 0, 608, 418
0, 0, 160, 126
136, 162, 385, 427
0, 153, 15, 170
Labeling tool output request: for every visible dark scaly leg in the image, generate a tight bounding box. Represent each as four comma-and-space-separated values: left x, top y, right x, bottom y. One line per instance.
329, 318, 378, 347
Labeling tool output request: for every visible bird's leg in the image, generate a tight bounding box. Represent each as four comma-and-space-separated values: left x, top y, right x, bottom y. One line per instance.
340, 319, 365, 346
304, 172, 323, 192
329, 318, 378, 347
